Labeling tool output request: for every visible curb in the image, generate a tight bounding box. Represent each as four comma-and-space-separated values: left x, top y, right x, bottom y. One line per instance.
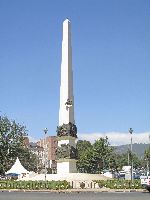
0, 189, 148, 193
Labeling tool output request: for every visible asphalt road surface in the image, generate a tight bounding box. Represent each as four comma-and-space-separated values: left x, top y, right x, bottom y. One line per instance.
0, 191, 150, 200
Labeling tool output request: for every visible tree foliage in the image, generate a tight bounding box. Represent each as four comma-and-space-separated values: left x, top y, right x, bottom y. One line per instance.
144, 146, 150, 160
76, 140, 96, 173
77, 137, 115, 173
76, 137, 144, 173
0, 115, 38, 174
144, 146, 150, 170
93, 137, 115, 172
113, 151, 142, 171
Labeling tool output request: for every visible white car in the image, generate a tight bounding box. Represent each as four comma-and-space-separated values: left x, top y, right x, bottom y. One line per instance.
140, 175, 150, 192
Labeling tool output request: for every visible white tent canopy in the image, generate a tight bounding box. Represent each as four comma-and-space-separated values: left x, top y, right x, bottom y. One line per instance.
6, 157, 29, 174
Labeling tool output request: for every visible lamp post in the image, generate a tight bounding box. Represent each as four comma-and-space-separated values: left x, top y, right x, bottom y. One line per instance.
146, 134, 150, 176
43, 128, 48, 181
128, 144, 130, 166
129, 128, 133, 182
145, 151, 149, 176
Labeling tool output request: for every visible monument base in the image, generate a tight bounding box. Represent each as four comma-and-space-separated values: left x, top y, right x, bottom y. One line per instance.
19, 172, 111, 189
57, 159, 77, 174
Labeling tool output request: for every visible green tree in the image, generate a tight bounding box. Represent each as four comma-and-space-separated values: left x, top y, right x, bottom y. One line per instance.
132, 153, 142, 169
76, 140, 94, 173
107, 153, 118, 172
114, 151, 142, 171
114, 152, 128, 171
17, 147, 39, 172
144, 146, 150, 173
144, 146, 150, 160
77, 137, 115, 173
76, 137, 143, 174
76, 140, 92, 157
93, 137, 114, 173
0, 115, 38, 174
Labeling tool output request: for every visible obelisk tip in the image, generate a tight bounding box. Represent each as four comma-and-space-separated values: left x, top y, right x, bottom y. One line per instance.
64, 18, 71, 23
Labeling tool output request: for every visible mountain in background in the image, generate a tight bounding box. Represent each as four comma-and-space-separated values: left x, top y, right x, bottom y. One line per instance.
114, 143, 150, 158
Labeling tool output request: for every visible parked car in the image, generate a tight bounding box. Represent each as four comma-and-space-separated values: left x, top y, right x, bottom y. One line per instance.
0, 175, 7, 180
141, 175, 150, 192
6, 173, 18, 180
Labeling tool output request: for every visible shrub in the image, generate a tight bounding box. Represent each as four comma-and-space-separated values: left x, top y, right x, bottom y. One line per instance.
80, 182, 85, 189
94, 179, 142, 189
0, 180, 71, 190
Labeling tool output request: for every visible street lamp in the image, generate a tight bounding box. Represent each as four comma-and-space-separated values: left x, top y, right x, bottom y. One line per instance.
129, 128, 133, 182
145, 151, 149, 176
146, 134, 150, 176
43, 128, 48, 181
128, 144, 130, 166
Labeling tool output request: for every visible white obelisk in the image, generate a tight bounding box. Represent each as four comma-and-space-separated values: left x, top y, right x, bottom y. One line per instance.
57, 19, 77, 174
59, 19, 74, 126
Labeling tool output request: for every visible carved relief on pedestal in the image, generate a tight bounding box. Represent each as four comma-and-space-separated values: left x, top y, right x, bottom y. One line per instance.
56, 144, 78, 160
56, 122, 77, 138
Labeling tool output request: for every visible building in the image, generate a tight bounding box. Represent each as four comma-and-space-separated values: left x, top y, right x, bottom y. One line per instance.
23, 136, 45, 172
29, 142, 44, 171
37, 136, 57, 171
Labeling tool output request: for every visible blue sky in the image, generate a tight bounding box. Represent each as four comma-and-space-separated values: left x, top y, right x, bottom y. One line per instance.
0, 0, 150, 144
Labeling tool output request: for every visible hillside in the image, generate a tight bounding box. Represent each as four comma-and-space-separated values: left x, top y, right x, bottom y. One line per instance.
115, 143, 150, 158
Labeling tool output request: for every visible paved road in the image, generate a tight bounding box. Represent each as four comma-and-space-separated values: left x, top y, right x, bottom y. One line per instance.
0, 191, 150, 200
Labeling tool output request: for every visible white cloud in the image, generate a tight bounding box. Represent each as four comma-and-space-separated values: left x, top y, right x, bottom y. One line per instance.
78, 132, 150, 146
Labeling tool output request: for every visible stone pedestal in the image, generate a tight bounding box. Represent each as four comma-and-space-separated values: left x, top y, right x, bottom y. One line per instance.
57, 160, 77, 174
56, 136, 77, 174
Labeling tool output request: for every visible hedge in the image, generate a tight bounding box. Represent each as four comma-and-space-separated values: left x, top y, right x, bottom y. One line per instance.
95, 179, 142, 189
0, 180, 142, 190
0, 180, 71, 190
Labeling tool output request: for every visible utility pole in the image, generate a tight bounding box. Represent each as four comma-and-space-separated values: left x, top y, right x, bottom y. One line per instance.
129, 128, 133, 182
44, 128, 48, 181
128, 144, 130, 166
146, 134, 150, 176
